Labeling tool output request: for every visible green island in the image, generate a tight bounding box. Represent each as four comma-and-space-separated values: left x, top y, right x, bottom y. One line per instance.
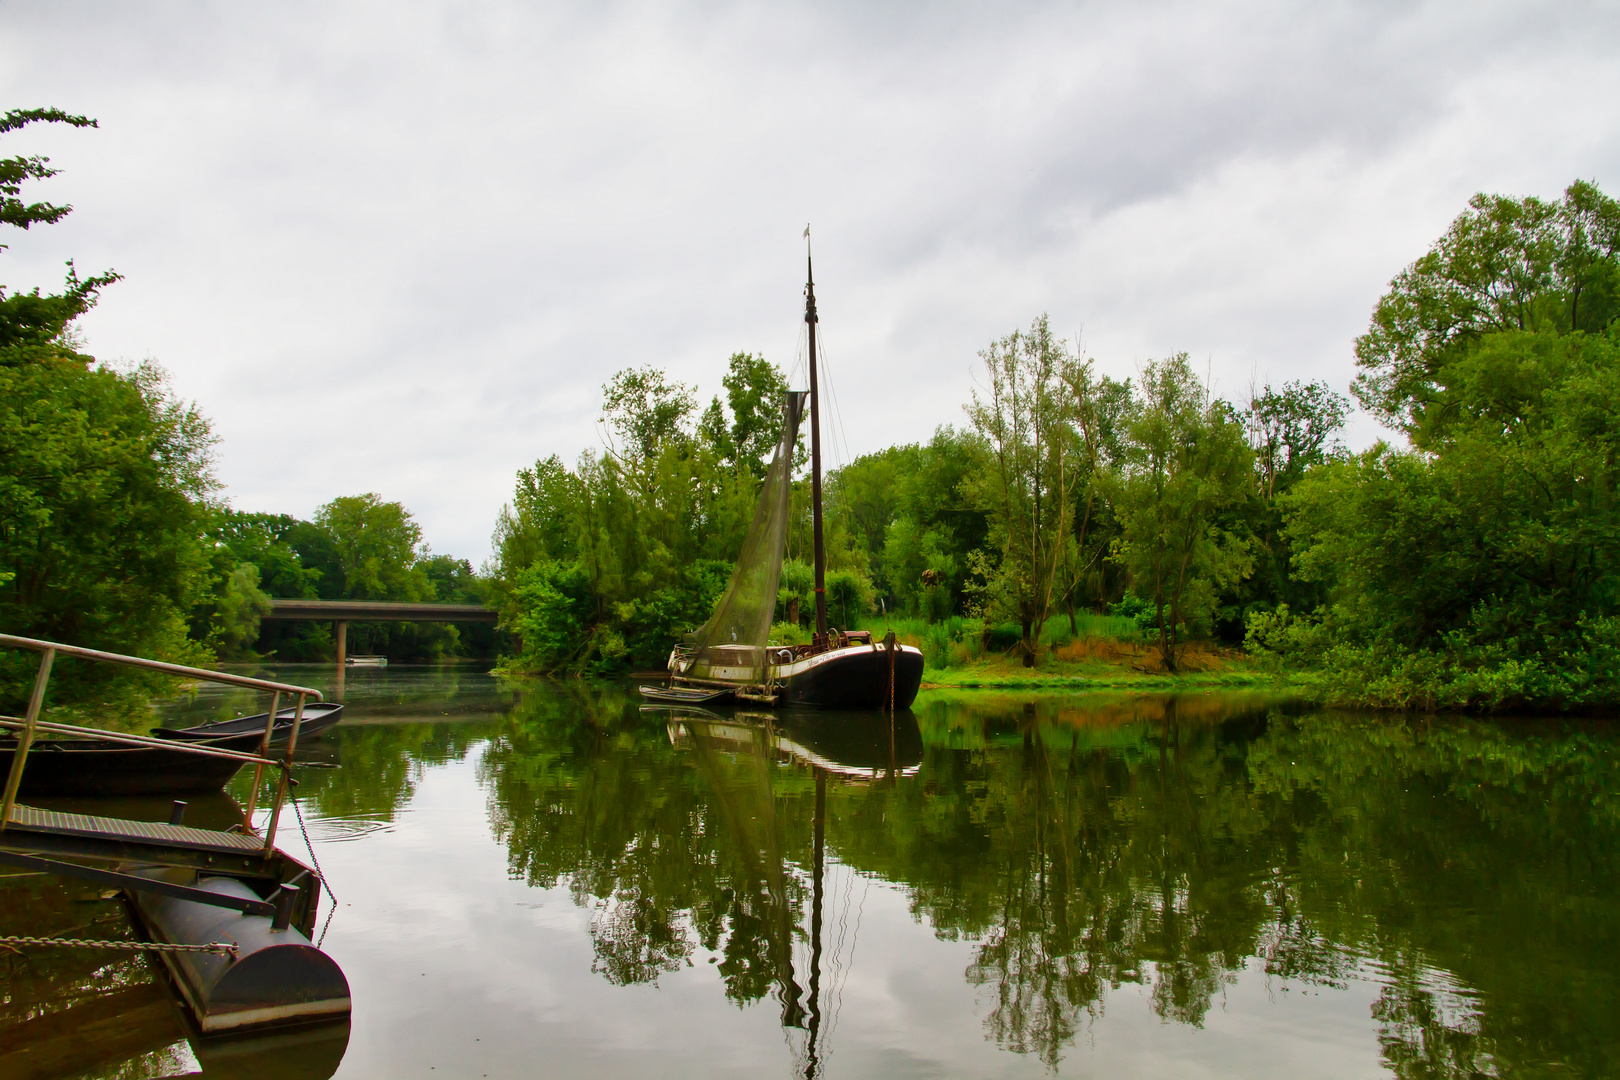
4, 107, 1619, 716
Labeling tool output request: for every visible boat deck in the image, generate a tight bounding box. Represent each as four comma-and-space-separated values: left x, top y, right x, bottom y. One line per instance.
3, 804, 263, 855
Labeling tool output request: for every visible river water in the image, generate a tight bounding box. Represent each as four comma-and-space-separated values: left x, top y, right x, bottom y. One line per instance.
3, 665, 1616, 1079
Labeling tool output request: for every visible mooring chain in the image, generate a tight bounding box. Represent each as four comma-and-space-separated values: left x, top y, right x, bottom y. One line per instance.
0, 934, 237, 957
288, 787, 340, 947
289, 789, 336, 906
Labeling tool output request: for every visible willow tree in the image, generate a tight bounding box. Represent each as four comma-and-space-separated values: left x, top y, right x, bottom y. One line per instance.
1111, 355, 1254, 672
965, 316, 1082, 666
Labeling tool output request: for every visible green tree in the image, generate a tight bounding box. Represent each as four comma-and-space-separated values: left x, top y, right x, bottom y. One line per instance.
965, 316, 1083, 665
1354, 180, 1620, 439
1056, 362, 1133, 629
697, 352, 792, 477
208, 563, 273, 658
1244, 380, 1349, 503
601, 366, 697, 465
1236, 380, 1350, 623
0, 108, 217, 710
0, 108, 120, 355
824, 567, 877, 630
315, 493, 431, 602
312, 493, 462, 661
1265, 328, 1620, 709
495, 363, 774, 674
0, 360, 219, 697
1257, 181, 1620, 710
877, 427, 991, 619
1110, 355, 1254, 672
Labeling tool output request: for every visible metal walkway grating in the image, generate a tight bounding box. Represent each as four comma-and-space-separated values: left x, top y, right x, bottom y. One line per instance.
3, 804, 264, 853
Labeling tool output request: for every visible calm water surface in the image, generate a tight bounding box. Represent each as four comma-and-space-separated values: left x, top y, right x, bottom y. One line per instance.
3, 665, 1617, 1079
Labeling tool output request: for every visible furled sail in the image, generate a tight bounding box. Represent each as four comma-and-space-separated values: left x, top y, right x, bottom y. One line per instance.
683, 390, 807, 685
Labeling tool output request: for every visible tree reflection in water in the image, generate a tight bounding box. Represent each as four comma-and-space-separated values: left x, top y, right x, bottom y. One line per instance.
458, 683, 1615, 1077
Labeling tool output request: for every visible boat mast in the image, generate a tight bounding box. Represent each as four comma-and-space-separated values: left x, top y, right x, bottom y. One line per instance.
806, 240, 828, 647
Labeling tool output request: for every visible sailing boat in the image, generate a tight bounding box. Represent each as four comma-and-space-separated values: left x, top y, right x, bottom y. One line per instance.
647, 239, 925, 710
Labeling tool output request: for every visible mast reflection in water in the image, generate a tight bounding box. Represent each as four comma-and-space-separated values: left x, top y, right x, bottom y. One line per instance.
662, 707, 922, 1077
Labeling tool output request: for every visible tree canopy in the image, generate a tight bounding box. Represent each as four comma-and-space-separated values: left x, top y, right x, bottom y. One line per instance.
1354, 180, 1620, 439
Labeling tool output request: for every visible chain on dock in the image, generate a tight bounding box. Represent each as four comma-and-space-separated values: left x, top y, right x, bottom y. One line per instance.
289, 789, 339, 947
0, 934, 238, 956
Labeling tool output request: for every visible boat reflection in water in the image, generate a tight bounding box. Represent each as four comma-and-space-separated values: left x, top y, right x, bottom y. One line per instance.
660, 705, 922, 1077
664, 706, 924, 781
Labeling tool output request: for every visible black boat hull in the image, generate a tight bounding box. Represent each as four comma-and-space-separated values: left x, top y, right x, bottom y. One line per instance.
780, 646, 924, 709
0, 731, 262, 797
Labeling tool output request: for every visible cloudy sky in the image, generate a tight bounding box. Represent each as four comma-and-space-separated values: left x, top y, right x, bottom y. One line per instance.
3, 1, 1618, 563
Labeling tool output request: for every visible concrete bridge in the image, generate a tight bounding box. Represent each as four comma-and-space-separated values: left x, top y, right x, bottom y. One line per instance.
263, 599, 498, 663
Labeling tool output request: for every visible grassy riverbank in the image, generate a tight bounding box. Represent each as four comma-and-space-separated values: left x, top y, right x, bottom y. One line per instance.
919, 658, 1281, 691
768, 611, 1290, 692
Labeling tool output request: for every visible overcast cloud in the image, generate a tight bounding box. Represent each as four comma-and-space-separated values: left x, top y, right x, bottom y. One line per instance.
3, 0, 1617, 562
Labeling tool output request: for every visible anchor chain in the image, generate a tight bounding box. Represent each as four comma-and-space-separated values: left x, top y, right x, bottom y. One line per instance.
0, 934, 238, 956
289, 789, 340, 947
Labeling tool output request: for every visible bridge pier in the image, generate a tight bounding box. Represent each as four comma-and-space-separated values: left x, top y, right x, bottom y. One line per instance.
334, 621, 348, 666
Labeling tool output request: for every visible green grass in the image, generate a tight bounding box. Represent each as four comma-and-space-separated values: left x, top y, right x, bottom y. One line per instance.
839, 611, 1147, 670
921, 661, 1283, 690
768, 609, 1297, 691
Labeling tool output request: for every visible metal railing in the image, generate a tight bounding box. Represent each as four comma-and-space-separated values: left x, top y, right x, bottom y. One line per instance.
0, 634, 323, 855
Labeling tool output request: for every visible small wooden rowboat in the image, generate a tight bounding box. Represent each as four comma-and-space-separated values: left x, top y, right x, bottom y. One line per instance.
0, 730, 266, 797
0, 705, 342, 798
151, 702, 345, 746
638, 685, 735, 706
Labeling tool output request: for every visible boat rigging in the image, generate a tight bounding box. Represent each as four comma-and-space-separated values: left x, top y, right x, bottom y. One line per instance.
644, 235, 925, 709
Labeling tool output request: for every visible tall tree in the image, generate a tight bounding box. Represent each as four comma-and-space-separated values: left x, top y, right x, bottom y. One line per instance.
965, 316, 1082, 665
314, 494, 431, 602
1261, 180, 1620, 709
601, 366, 697, 466
1353, 180, 1620, 441
1110, 355, 1254, 672
1244, 380, 1349, 503
1238, 379, 1350, 619
697, 352, 792, 477
1056, 363, 1132, 629
496, 364, 760, 674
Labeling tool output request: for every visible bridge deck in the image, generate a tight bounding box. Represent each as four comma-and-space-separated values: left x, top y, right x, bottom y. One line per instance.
264, 599, 497, 622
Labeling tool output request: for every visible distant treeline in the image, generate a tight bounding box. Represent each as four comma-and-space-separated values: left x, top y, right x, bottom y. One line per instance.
198, 498, 496, 663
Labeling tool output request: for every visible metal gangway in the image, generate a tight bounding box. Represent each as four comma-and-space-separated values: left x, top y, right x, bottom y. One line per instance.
0, 632, 323, 926
0, 633, 352, 1036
